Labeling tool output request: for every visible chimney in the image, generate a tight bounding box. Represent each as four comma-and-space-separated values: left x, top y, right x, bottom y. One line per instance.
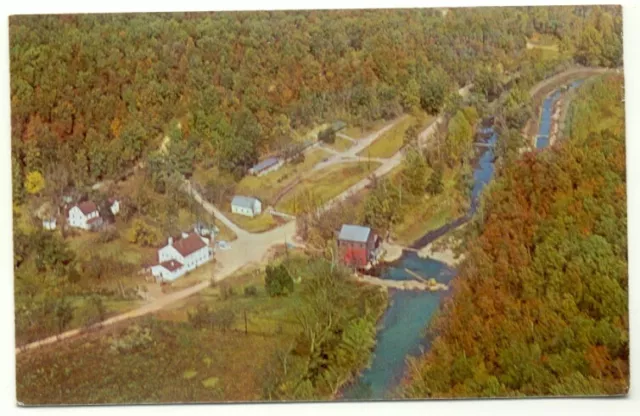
168, 237, 173, 246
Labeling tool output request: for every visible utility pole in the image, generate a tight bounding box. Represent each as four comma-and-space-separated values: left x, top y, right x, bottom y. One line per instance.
244, 310, 248, 335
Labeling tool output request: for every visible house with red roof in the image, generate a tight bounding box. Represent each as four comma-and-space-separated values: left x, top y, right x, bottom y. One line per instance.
151, 231, 214, 282
67, 200, 103, 230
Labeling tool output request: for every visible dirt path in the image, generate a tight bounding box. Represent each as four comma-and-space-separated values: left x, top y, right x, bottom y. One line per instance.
15, 86, 468, 355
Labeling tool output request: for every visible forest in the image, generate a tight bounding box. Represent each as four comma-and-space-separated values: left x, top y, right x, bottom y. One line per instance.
403, 74, 627, 398
10, 3, 623, 356
10, 6, 622, 193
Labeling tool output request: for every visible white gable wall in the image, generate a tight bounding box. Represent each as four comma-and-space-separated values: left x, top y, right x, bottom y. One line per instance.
151, 264, 183, 282
153, 237, 213, 282
68, 206, 89, 229
158, 245, 184, 264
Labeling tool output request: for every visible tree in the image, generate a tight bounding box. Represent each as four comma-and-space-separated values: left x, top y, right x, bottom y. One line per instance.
474, 66, 503, 100
24, 170, 45, 195
12, 155, 24, 203
445, 111, 474, 166
426, 165, 444, 195
54, 298, 74, 333
127, 218, 159, 247
401, 78, 421, 112
420, 66, 451, 115
318, 127, 337, 144
401, 148, 429, 197
363, 177, 402, 234
265, 264, 294, 297
403, 123, 420, 148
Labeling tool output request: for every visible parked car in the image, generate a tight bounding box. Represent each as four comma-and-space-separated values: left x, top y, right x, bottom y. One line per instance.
217, 241, 231, 251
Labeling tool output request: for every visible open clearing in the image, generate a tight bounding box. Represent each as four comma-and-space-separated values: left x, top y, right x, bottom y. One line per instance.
223, 211, 281, 233
234, 148, 331, 205
276, 162, 380, 214
390, 166, 466, 246
358, 115, 434, 158
327, 135, 354, 152
15, 263, 300, 404
342, 119, 388, 140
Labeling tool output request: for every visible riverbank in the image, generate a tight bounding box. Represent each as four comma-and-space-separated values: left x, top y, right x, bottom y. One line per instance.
525, 67, 616, 146
417, 238, 465, 267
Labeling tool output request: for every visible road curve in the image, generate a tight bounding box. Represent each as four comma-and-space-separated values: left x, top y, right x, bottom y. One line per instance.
14, 85, 468, 355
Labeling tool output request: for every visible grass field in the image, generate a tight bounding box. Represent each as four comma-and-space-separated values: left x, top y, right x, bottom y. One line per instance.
390, 167, 467, 246
327, 135, 354, 152
357, 115, 434, 159
235, 148, 330, 205
225, 211, 280, 233
342, 119, 388, 140
276, 162, 380, 214
16, 253, 310, 404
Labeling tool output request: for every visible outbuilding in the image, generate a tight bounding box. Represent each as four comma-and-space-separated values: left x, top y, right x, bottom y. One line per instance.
248, 157, 284, 176
231, 195, 262, 217
337, 224, 379, 268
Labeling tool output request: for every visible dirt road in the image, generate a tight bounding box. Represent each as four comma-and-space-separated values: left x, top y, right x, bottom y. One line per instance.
15, 86, 467, 355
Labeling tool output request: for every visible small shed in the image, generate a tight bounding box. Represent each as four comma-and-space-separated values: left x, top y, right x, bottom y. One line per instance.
249, 157, 284, 176
108, 198, 120, 215
231, 196, 262, 218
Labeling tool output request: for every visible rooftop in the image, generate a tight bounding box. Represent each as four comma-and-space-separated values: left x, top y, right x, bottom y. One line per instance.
338, 224, 372, 243
159, 260, 183, 272
232, 195, 260, 210
250, 157, 281, 173
170, 232, 208, 257
76, 200, 98, 215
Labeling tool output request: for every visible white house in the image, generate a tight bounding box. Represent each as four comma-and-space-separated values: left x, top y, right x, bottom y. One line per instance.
67, 201, 103, 230
249, 157, 284, 176
42, 218, 57, 231
231, 195, 262, 217
151, 231, 213, 282
109, 198, 120, 215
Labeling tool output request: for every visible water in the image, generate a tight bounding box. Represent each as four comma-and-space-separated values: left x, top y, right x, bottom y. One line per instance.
341, 253, 456, 400
342, 122, 498, 400
343, 79, 588, 400
535, 80, 585, 149
411, 125, 497, 249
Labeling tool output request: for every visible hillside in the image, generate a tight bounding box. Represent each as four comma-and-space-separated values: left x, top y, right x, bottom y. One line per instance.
403, 74, 627, 398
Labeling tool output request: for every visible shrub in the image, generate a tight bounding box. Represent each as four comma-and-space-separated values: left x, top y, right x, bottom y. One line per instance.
109, 325, 153, 353
244, 286, 258, 297
265, 264, 294, 297
97, 227, 119, 243
219, 283, 235, 300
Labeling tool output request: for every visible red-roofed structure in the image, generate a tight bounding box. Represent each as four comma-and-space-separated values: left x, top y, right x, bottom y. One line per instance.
151, 231, 213, 282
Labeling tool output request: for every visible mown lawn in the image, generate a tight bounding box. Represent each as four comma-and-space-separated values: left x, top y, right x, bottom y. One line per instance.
235, 148, 330, 205
276, 162, 380, 214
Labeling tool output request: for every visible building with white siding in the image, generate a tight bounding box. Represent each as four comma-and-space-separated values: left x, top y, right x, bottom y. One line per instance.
151, 231, 213, 282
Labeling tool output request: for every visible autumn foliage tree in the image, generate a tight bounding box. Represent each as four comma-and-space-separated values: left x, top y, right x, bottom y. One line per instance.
403, 74, 627, 398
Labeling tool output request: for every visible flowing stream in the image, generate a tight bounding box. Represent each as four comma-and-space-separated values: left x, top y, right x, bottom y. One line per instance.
341, 79, 584, 400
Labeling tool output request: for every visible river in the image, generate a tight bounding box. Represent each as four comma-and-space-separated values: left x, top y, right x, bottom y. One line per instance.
341, 79, 584, 400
